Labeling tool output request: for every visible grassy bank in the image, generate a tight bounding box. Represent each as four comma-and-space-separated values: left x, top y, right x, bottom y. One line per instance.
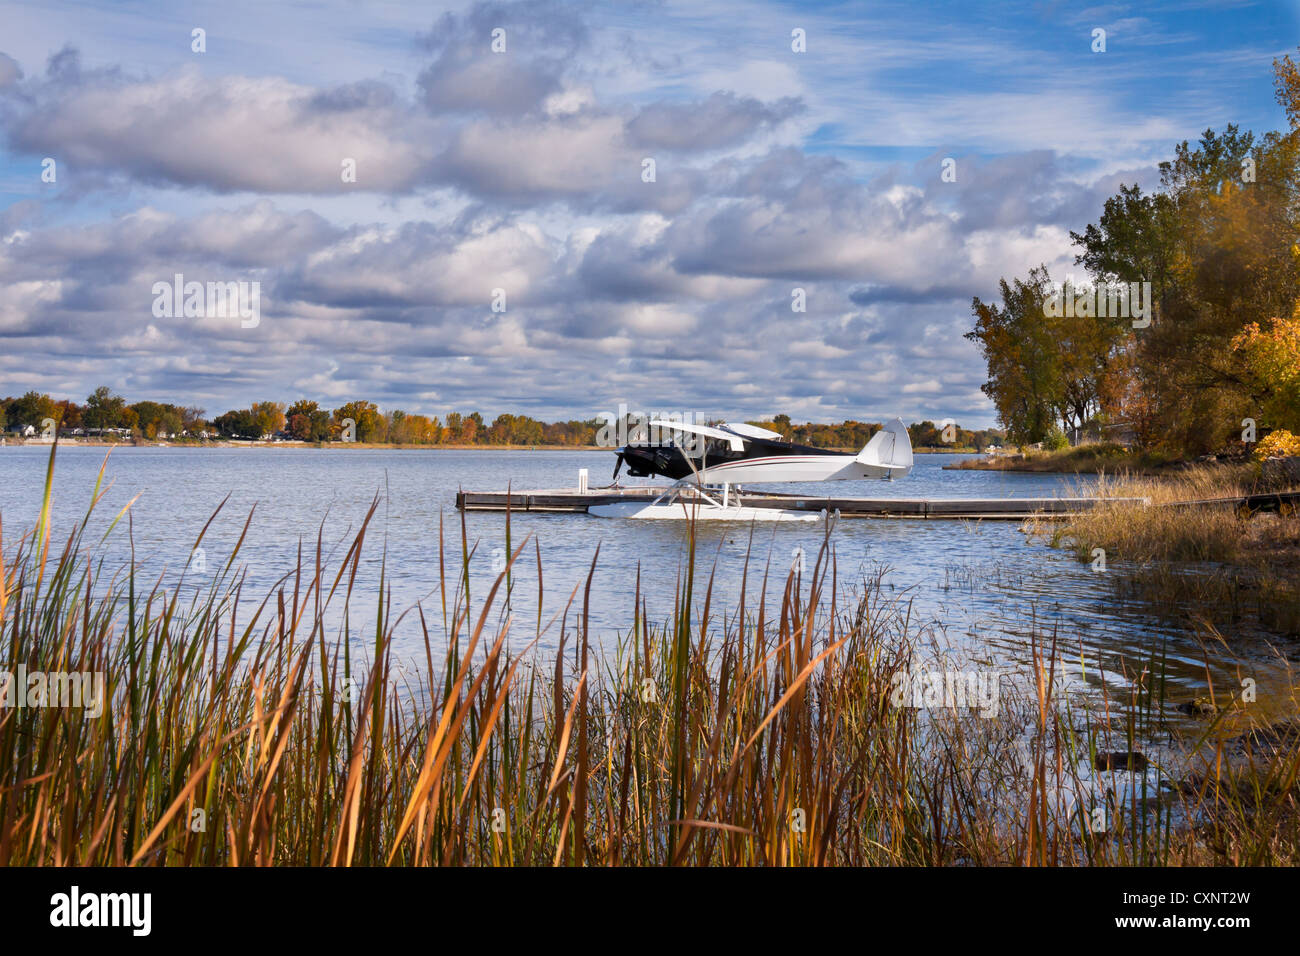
946, 443, 1182, 474
1039, 467, 1300, 636
3, 446, 1299, 865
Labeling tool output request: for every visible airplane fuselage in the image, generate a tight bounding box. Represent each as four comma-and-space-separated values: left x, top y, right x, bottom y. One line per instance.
618, 437, 901, 483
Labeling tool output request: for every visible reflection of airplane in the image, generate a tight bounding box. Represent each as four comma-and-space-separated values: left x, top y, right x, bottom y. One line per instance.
592, 418, 914, 521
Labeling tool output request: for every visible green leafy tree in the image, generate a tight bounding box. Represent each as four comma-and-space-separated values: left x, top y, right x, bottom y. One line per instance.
212, 408, 258, 438
443, 411, 463, 443
285, 400, 331, 441
489, 413, 544, 445
1044, 426, 1070, 451
84, 387, 128, 430
130, 401, 184, 439
966, 268, 1064, 445
9, 391, 59, 428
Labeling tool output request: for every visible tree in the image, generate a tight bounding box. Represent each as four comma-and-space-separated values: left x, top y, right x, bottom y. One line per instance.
489, 413, 543, 445
909, 421, 941, 447
970, 56, 1300, 458
181, 406, 208, 435
462, 412, 483, 444
55, 400, 83, 430
250, 401, 287, 438
8, 391, 59, 428
413, 414, 443, 443
1070, 110, 1299, 453
285, 400, 331, 442
1273, 49, 1300, 130
213, 408, 259, 439
966, 268, 1064, 444
130, 401, 183, 439
968, 264, 1129, 445
332, 401, 384, 442
444, 411, 463, 443
1232, 305, 1300, 434
388, 410, 442, 444
84, 387, 128, 430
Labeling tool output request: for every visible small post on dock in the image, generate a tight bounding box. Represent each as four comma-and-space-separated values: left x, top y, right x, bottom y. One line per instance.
578, 468, 589, 494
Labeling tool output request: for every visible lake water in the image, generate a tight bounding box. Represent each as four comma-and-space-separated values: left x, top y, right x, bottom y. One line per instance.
1, 444, 1293, 726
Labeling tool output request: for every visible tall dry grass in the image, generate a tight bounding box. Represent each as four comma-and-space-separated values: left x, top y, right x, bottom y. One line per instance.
1045, 466, 1257, 563
2, 445, 1298, 865
1040, 465, 1300, 636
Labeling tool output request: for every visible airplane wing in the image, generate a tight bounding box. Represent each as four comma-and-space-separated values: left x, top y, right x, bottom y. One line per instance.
722, 422, 784, 441
647, 420, 746, 451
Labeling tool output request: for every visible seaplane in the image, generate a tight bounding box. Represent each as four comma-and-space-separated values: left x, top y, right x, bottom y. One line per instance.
589, 418, 913, 521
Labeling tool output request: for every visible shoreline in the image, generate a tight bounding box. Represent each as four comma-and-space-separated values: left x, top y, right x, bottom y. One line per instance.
946, 447, 1208, 475
0, 439, 610, 451
0, 439, 981, 454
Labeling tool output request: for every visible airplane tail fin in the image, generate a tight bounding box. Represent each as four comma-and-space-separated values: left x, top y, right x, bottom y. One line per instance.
857, 417, 914, 475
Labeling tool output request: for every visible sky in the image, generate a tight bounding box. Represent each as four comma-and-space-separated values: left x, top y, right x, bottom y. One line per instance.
0, 0, 1295, 428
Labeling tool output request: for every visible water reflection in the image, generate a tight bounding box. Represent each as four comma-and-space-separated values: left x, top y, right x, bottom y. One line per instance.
0, 445, 1294, 731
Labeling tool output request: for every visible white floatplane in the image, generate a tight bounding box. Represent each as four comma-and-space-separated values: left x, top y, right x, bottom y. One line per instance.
588, 418, 914, 521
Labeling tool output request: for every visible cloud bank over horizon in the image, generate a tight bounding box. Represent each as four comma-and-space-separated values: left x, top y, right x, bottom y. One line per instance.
0, 0, 1293, 427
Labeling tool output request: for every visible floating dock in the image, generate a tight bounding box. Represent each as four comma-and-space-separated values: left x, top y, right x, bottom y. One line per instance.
456, 482, 1300, 520
455, 486, 1152, 520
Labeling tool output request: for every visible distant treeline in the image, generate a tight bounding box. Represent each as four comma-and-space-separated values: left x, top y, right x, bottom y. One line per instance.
0, 390, 1001, 450
966, 53, 1300, 456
